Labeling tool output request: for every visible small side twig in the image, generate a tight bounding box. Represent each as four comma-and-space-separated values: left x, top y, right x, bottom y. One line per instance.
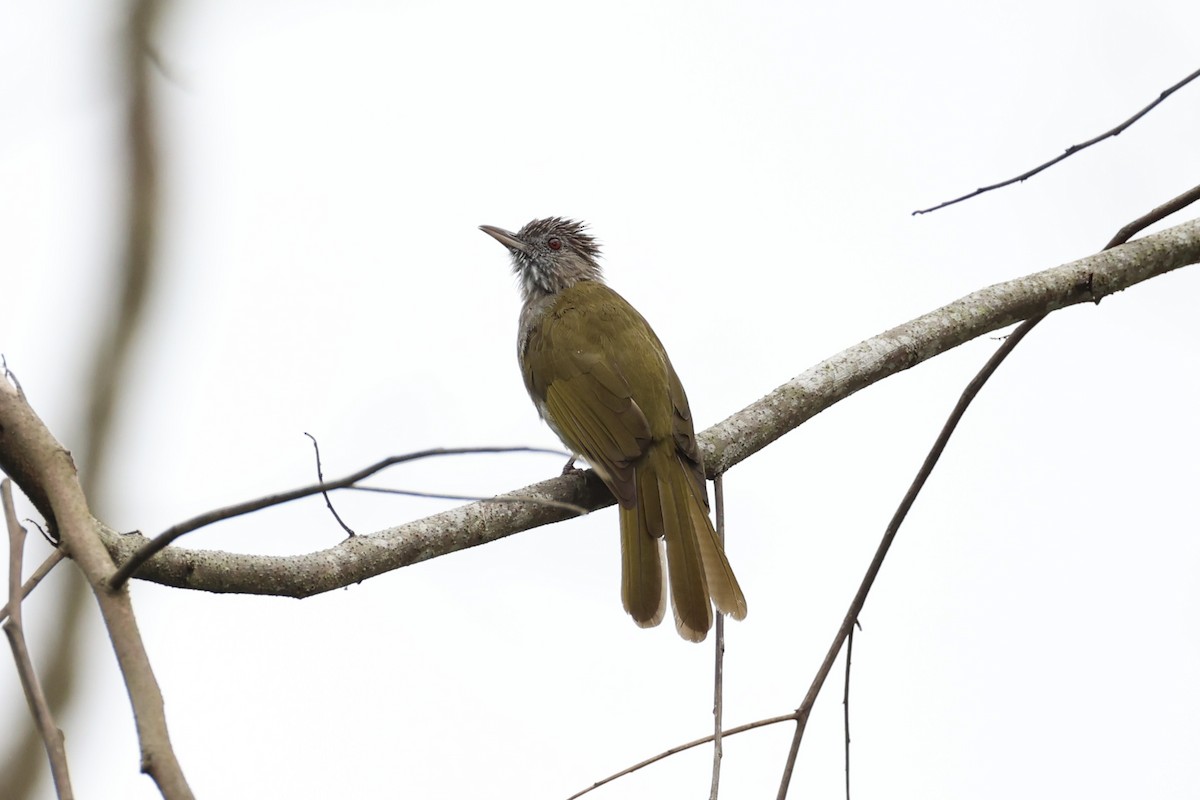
913, 66, 1200, 215
2, 354, 25, 397
843, 623, 856, 800
566, 714, 798, 800
1103, 183, 1200, 250
108, 445, 570, 589
709, 475, 727, 800
305, 433, 356, 537
2, 480, 74, 799
0, 549, 67, 626
348, 484, 589, 514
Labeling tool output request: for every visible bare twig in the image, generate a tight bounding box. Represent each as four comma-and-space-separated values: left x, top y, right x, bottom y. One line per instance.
709, 475, 727, 800
1, 355, 25, 397
1104, 183, 1200, 249
305, 433, 356, 537
349, 485, 589, 515
843, 624, 855, 800
913, 66, 1200, 214
3, 481, 74, 799
108, 446, 572, 588
0, 550, 67, 626
566, 714, 798, 800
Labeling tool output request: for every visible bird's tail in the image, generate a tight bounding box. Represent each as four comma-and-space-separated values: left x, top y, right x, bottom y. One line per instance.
619, 447, 747, 642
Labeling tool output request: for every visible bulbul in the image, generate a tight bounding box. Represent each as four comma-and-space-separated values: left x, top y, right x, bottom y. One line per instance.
480, 217, 747, 642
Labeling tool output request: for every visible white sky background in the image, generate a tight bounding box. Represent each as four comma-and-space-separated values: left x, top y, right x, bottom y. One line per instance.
3, 1, 1200, 798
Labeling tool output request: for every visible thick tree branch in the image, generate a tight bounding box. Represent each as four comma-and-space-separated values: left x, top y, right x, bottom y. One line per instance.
68, 215, 1200, 597
703, 215, 1200, 472
107, 446, 577, 589
95, 471, 616, 597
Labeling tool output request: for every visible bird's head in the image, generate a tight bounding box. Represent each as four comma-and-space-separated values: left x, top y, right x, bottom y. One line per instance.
480, 217, 603, 302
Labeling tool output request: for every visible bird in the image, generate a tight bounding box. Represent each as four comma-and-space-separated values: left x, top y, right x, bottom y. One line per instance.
480, 217, 747, 641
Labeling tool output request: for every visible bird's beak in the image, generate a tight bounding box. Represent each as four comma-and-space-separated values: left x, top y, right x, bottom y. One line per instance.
479, 224, 529, 254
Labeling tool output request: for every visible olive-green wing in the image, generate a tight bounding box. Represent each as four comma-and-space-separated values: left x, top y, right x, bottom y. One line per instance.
521, 285, 657, 506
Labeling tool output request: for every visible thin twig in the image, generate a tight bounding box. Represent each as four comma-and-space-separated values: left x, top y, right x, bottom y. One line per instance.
349, 485, 589, 515
566, 714, 798, 800
28, 518, 56, 548
709, 475, 727, 800
108, 446, 569, 588
843, 623, 855, 800
776, 314, 1044, 799
2, 481, 74, 798
1104, 183, 1200, 249
0, 550, 67, 626
2, 354, 25, 397
305, 433, 356, 537
913, 66, 1200, 214
776, 183, 1200, 798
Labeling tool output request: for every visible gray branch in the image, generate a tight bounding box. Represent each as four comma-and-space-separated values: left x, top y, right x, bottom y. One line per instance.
79, 215, 1200, 596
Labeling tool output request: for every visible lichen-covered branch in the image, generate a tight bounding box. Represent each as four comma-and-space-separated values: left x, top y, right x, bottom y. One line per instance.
77, 215, 1200, 597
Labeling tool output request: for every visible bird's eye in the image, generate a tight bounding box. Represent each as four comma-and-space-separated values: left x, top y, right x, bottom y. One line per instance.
547, 237, 562, 251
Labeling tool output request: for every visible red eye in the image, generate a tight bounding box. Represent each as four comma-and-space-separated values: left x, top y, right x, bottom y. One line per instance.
547, 237, 562, 251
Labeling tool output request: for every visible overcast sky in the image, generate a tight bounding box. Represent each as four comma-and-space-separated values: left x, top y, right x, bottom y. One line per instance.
3, 1, 1200, 798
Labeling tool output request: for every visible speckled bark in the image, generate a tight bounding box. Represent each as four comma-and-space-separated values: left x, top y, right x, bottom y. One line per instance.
8, 217, 1200, 600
